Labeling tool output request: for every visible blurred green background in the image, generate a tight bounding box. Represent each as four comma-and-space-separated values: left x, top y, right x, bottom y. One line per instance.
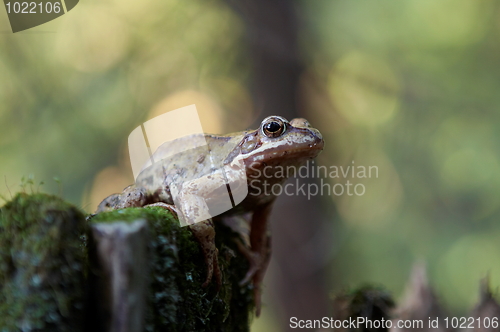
2, 0, 500, 330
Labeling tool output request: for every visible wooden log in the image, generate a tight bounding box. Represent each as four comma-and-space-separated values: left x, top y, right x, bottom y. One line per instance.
0, 194, 254, 332
89, 206, 254, 332
87, 219, 149, 332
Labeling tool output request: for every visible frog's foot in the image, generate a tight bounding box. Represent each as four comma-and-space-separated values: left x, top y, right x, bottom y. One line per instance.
144, 202, 178, 216
234, 239, 264, 316
96, 185, 148, 213
189, 220, 222, 290
234, 237, 270, 317
235, 239, 262, 286
253, 258, 269, 317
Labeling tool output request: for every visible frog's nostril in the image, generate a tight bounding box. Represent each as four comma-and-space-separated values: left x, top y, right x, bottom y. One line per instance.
310, 129, 323, 142
312, 133, 325, 151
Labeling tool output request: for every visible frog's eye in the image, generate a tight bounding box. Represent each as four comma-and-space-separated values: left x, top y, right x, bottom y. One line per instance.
262, 117, 286, 138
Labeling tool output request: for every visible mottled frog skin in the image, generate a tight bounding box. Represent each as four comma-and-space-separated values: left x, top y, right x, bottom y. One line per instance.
96, 116, 324, 316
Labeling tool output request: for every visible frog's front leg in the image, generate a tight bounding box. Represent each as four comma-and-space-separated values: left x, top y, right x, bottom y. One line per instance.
188, 219, 222, 288
238, 203, 273, 317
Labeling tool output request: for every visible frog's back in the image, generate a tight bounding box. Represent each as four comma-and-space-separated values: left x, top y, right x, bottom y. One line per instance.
135, 133, 241, 196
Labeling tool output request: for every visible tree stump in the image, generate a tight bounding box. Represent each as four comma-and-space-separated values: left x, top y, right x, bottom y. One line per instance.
0, 193, 254, 332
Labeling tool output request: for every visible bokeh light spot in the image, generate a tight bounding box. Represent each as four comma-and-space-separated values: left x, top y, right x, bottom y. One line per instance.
337, 151, 403, 229
54, 4, 129, 72
437, 234, 500, 311
148, 90, 224, 134
329, 51, 400, 127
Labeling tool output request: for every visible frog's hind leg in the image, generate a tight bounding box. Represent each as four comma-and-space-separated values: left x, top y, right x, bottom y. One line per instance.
238, 203, 273, 317
146, 203, 222, 289
96, 185, 148, 213
252, 235, 271, 317
189, 219, 222, 289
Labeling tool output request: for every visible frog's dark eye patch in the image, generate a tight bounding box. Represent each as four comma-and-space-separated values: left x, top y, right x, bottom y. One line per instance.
262, 117, 286, 138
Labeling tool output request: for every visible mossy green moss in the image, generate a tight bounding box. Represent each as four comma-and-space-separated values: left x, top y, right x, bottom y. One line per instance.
0, 193, 87, 332
91, 207, 253, 332
0, 195, 253, 331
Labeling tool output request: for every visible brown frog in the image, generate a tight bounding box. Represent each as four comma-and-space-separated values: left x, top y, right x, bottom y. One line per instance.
96, 115, 324, 316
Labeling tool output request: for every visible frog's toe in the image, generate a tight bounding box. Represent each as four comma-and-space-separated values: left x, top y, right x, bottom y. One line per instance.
201, 260, 213, 287
239, 256, 260, 286
234, 239, 261, 286
239, 264, 259, 286
145, 202, 178, 216
213, 253, 222, 290
96, 194, 121, 213
202, 251, 222, 291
